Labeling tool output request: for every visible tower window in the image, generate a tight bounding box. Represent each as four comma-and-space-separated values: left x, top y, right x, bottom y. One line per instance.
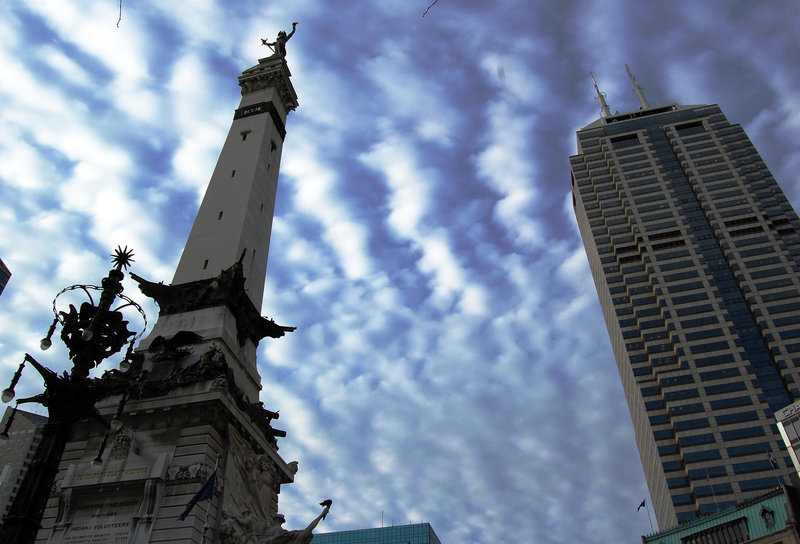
260, 203, 264, 212
270, 140, 277, 151
675, 121, 705, 134
610, 133, 641, 148
241, 130, 251, 141
203, 260, 209, 270
218, 211, 223, 220
231, 169, 236, 177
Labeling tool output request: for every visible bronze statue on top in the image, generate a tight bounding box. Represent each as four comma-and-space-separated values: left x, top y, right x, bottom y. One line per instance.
262, 22, 298, 57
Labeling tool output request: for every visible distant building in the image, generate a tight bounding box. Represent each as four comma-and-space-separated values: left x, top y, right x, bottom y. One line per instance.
641, 485, 800, 544
0, 407, 47, 516
0, 259, 10, 297
312, 522, 442, 544
776, 401, 800, 479
571, 71, 800, 528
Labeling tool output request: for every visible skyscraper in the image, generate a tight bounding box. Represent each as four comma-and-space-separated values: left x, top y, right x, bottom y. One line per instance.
0, 259, 10, 297
570, 70, 800, 529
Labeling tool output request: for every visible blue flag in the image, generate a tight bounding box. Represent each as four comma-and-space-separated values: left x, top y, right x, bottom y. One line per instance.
178, 470, 217, 521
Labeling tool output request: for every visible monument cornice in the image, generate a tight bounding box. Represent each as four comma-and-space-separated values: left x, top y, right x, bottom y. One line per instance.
130, 260, 295, 347
238, 56, 298, 114
94, 384, 295, 484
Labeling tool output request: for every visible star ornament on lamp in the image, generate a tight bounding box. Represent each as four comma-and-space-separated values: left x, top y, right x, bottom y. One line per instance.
37, 246, 146, 375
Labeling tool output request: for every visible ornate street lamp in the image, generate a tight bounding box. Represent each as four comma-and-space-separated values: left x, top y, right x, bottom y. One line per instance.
0, 247, 146, 544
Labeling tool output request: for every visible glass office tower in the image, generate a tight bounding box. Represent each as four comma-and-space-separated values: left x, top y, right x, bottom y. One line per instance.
312, 523, 442, 544
571, 99, 800, 529
0, 258, 10, 297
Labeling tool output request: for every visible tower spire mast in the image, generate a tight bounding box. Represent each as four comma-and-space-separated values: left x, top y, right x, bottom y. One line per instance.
591, 72, 612, 118
626, 63, 651, 109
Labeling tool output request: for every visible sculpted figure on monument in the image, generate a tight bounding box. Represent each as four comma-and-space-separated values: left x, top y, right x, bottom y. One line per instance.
221, 502, 331, 544
261, 22, 298, 57
254, 502, 331, 544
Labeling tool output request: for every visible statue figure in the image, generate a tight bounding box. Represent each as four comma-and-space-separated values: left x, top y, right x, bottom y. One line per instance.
252, 501, 331, 544
262, 22, 298, 57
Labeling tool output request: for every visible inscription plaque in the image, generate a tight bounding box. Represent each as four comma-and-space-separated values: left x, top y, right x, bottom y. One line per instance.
62, 495, 139, 544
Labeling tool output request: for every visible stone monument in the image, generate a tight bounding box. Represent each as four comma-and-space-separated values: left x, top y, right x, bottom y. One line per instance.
35, 25, 328, 544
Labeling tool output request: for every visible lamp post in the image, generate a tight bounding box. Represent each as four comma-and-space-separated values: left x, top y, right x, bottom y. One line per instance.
0, 247, 146, 544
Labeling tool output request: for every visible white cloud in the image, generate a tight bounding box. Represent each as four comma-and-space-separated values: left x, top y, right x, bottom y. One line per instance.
360, 43, 460, 146
282, 132, 373, 280
1, 3, 796, 543
474, 100, 542, 247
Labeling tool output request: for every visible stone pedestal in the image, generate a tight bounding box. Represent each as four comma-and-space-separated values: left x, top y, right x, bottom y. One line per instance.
38, 377, 294, 544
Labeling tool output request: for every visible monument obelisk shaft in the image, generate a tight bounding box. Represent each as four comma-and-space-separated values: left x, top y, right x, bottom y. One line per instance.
172, 56, 298, 312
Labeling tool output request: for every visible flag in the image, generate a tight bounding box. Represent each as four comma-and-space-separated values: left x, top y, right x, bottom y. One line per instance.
637, 499, 646, 511
178, 470, 217, 521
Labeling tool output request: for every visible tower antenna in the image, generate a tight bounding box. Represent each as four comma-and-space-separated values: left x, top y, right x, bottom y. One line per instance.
626, 64, 651, 109
591, 72, 612, 118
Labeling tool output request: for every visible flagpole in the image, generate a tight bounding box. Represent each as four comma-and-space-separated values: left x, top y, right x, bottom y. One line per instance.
638, 499, 654, 534
200, 456, 220, 544
772, 463, 782, 486
768, 450, 783, 487
706, 467, 719, 513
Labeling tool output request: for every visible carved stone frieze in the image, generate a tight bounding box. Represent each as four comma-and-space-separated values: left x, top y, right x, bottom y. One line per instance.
218, 426, 278, 540
96, 344, 286, 447
165, 461, 210, 482
238, 58, 298, 113
108, 428, 136, 460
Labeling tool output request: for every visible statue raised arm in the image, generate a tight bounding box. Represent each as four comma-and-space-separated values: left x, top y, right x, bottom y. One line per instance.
254, 500, 331, 544
261, 22, 298, 57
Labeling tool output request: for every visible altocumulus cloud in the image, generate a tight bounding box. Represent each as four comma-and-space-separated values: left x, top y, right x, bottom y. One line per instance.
1, 2, 800, 544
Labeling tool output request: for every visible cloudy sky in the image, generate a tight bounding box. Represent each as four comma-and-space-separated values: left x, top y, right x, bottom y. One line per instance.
1, 1, 799, 543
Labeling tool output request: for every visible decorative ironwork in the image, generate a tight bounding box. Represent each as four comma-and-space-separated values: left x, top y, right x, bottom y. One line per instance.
0, 248, 147, 544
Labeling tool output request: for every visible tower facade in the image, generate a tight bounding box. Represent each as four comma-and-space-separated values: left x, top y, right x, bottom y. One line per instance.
571, 88, 800, 528
0, 258, 10, 297
0, 408, 46, 519
312, 523, 443, 544
36, 53, 303, 544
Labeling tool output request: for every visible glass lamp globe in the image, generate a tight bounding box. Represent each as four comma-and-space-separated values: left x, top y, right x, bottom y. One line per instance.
1, 389, 14, 403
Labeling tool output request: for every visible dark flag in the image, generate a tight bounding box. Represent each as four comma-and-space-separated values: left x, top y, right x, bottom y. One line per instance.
178, 470, 217, 521
637, 499, 646, 511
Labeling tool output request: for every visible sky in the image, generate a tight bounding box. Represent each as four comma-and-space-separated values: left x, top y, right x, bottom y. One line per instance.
1, 1, 799, 543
